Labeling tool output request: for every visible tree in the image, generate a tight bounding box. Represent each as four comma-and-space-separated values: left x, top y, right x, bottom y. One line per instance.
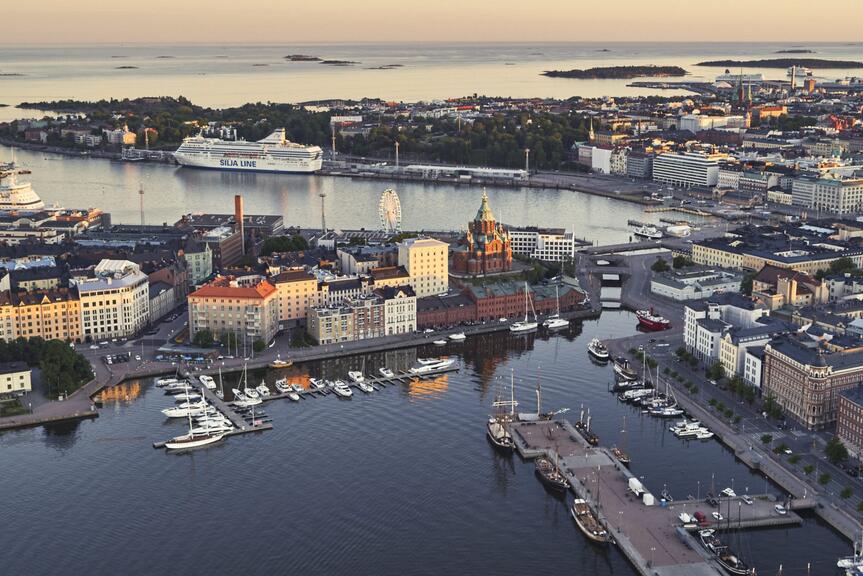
651, 257, 670, 273
706, 362, 725, 381
260, 235, 309, 256
672, 255, 692, 269
253, 339, 266, 353
39, 340, 93, 399
192, 329, 214, 348
760, 433, 773, 445
740, 271, 756, 296
803, 464, 814, 475
825, 436, 850, 464
818, 473, 832, 485
841, 487, 853, 499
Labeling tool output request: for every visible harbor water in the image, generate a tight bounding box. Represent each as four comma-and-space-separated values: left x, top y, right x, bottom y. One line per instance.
0, 311, 850, 575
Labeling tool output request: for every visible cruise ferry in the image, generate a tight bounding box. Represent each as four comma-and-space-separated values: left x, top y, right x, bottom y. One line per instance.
173, 129, 323, 173
0, 166, 46, 211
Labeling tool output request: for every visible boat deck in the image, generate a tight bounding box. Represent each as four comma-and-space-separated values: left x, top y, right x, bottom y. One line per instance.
510, 419, 806, 576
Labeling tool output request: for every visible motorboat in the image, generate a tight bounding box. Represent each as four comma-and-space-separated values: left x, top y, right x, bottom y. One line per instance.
172, 391, 201, 403
409, 357, 456, 374
611, 446, 631, 466
650, 406, 684, 418
233, 396, 262, 408
448, 332, 466, 341
348, 371, 365, 383
190, 423, 233, 435
619, 388, 653, 402
510, 282, 538, 333
244, 387, 260, 400
309, 378, 326, 390
162, 405, 213, 418
290, 384, 304, 394
256, 383, 271, 397
613, 357, 639, 381
155, 377, 181, 387
357, 380, 374, 394
274, 378, 290, 393
162, 381, 193, 393
198, 375, 216, 390
332, 380, 353, 398
287, 391, 301, 402
269, 357, 292, 369
534, 455, 569, 492
612, 379, 647, 392
636, 308, 671, 331
587, 338, 610, 361
433, 339, 447, 346
696, 430, 715, 440
379, 367, 395, 378
571, 499, 610, 544
231, 388, 246, 401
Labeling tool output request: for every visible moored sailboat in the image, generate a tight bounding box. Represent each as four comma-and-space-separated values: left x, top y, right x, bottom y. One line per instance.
571, 499, 610, 544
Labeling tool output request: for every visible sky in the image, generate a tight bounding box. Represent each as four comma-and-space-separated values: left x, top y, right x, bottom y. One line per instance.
3, 0, 862, 44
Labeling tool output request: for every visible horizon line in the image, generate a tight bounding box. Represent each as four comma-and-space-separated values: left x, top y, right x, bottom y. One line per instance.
0, 40, 861, 47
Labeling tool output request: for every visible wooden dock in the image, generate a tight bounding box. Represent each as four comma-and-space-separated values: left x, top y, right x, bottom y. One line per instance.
510, 419, 805, 576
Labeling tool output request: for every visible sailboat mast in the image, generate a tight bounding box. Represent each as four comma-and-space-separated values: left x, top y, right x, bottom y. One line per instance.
510, 369, 515, 417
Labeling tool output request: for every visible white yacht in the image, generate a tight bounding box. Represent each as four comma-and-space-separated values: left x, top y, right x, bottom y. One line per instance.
632, 225, 662, 240
198, 375, 216, 390
448, 332, 466, 341
409, 357, 456, 374
174, 128, 324, 173
348, 371, 365, 383
378, 367, 395, 378
510, 282, 538, 333
332, 380, 353, 398
0, 165, 46, 211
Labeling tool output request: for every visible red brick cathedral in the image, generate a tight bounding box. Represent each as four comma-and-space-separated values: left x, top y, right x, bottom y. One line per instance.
452, 190, 513, 276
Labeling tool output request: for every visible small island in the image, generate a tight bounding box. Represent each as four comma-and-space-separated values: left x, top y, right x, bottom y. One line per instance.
0, 73, 25, 77
285, 54, 321, 62
696, 58, 863, 68
320, 60, 359, 66
365, 64, 403, 70
115, 65, 139, 69
775, 49, 814, 54
542, 65, 686, 79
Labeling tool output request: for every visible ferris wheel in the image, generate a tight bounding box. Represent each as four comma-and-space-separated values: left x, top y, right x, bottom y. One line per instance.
378, 188, 402, 233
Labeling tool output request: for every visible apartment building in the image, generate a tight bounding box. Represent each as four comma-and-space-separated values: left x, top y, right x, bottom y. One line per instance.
683, 292, 768, 362
0, 362, 31, 397
397, 237, 449, 298
374, 285, 417, 336
272, 269, 319, 328
0, 288, 82, 343
72, 260, 150, 341
763, 335, 863, 430
188, 276, 279, 345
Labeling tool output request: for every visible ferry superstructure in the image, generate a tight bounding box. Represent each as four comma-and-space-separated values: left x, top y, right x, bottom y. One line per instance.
0, 166, 46, 211
173, 129, 323, 174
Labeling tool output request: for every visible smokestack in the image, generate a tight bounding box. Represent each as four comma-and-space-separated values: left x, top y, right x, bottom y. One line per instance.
234, 194, 245, 254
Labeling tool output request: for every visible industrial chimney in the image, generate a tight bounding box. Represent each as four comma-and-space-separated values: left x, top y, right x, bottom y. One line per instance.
234, 194, 245, 255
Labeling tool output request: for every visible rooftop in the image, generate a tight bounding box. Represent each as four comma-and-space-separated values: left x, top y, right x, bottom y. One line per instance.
190, 276, 276, 300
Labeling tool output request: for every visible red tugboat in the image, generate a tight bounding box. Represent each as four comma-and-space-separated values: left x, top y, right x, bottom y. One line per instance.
636, 308, 671, 331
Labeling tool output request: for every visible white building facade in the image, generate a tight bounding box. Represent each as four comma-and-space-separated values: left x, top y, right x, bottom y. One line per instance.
72, 260, 150, 341
653, 152, 721, 188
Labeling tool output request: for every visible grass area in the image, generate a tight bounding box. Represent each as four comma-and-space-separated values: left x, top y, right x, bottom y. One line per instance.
0, 398, 27, 417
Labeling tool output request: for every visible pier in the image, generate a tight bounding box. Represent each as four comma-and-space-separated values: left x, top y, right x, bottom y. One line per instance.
510, 419, 808, 576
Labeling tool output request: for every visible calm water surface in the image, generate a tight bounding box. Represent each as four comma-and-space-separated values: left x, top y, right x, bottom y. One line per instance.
0, 311, 850, 575
3, 146, 669, 243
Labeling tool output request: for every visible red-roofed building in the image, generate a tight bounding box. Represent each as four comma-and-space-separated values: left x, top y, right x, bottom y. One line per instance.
188, 275, 279, 344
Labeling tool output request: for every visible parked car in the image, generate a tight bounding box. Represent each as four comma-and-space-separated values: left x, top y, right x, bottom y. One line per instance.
774, 504, 787, 515
711, 512, 724, 521
741, 495, 754, 505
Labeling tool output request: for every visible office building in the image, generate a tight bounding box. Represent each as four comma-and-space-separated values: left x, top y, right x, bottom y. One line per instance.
72, 260, 150, 341
508, 227, 578, 262
398, 237, 449, 297
653, 151, 721, 189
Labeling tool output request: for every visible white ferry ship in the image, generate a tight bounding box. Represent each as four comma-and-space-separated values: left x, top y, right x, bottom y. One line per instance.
173, 128, 323, 173
0, 166, 46, 211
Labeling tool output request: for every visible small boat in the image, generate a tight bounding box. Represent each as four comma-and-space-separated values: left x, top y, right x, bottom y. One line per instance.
636, 308, 671, 331
587, 338, 610, 361
269, 357, 292, 369
332, 380, 353, 398
190, 422, 233, 435
287, 391, 301, 402
449, 332, 466, 341
611, 446, 631, 466
274, 378, 290, 393
543, 316, 570, 330
534, 455, 569, 492
155, 377, 180, 387
233, 396, 262, 408
571, 499, 610, 544
231, 388, 246, 401
348, 371, 365, 383
256, 383, 271, 397
198, 375, 216, 390
433, 339, 447, 346
486, 416, 513, 451
379, 367, 395, 378
290, 383, 304, 393
696, 430, 715, 440
172, 391, 201, 403
244, 387, 260, 400
661, 487, 674, 502
357, 380, 374, 393
309, 378, 326, 390
613, 357, 639, 381
632, 224, 662, 240
162, 405, 212, 418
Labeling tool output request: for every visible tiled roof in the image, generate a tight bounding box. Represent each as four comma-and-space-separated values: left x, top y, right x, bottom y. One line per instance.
190, 277, 276, 300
